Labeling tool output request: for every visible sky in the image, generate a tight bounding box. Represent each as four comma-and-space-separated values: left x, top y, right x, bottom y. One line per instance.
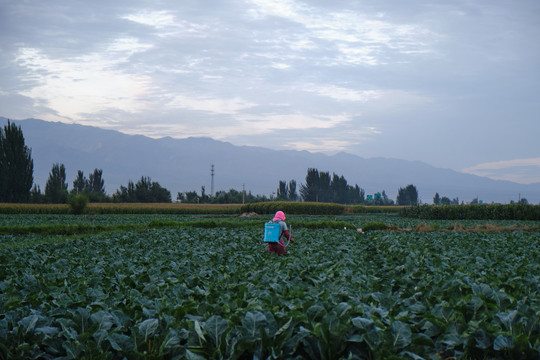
1, 0, 539, 184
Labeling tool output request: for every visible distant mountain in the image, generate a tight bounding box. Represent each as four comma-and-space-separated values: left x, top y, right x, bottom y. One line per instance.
2, 117, 539, 204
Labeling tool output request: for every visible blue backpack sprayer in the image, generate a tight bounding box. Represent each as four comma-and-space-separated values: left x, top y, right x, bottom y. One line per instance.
263, 221, 293, 247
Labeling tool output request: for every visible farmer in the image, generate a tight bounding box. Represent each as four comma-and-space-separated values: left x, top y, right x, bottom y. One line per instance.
267, 210, 294, 255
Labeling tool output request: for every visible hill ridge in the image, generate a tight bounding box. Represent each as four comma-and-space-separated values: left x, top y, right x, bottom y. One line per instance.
1, 117, 539, 204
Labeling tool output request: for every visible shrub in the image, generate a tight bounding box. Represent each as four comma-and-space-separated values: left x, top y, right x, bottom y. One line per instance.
400, 204, 540, 220
240, 201, 345, 215
361, 222, 387, 232
348, 205, 401, 214
68, 194, 89, 215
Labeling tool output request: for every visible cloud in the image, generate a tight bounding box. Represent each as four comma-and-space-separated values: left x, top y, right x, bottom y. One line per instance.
286, 139, 353, 153
306, 85, 382, 102
15, 39, 153, 122
3, 0, 539, 175
236, 112, 350, 132
249, 0, 436, 66
284, 125, 383, 153
462, 158, 540, 184
167, 94, 257, 115
121, 10, 209, 38
121, 10, 177, 29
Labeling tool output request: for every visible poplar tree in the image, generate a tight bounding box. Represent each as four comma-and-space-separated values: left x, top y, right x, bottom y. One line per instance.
0, 120, 34, 202
300, 168, 320, 201
277, 180, 289, 200
72, 170, 88, 194
45, 163, 68, 203
397, 184, 419, 205
288, 180, 297, 201
88, 168, 105, 196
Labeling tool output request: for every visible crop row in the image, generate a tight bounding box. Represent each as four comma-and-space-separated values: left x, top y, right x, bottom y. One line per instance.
1, 227, 540, 359
2, 216, 538, 239
401, 204, 540, 220
0, 202, 401, 216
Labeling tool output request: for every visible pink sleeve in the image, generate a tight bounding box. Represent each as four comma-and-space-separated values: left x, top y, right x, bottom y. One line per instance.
283, 230, 291, 240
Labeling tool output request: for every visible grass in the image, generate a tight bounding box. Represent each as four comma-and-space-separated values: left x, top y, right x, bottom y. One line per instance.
413, 222, 540, 232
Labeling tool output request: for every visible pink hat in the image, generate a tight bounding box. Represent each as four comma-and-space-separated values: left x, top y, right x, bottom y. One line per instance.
273, 210, 286, 221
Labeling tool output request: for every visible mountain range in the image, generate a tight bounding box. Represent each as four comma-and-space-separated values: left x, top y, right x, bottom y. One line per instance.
2, 117, 539, 204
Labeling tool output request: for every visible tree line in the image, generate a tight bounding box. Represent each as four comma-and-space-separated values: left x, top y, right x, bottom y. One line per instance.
1, 120, 447, 205
0, 121, 172, 204
179, 168, 419, 206
28, 163, 171, 204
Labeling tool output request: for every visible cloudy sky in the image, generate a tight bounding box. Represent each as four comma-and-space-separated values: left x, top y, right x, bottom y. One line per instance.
1, 0, 539, 184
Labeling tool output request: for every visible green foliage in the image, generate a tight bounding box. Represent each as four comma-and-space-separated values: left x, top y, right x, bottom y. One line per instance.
68, 194, 89, 215
349, 205, 401, 214
276, 179, 299, 201
45, 163, 68, 203
276, 180, 288, 200
178, 188, 271, 204
72, 169, 87, 194
288, 179, 297, 201
87, 168, 105, 195
401, 204, 540, 220
241, 201, 345, 215
114, 176, 171, 203
1, 219, 540, 359
299, 168, 365, 204
72, 169, 107, 202
361, 221, 388, 231
300, 168, 320, 201
0, 204, 70, 214
396, 184, 418, 206
29, 184, 45, 203
0, 217, 358, 236
0, 120, 34, 202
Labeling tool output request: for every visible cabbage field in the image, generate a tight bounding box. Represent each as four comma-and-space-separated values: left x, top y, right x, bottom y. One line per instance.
1, 214, 540, 359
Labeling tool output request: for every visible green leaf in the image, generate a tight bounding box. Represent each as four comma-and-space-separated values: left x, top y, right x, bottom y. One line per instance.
90, 310, 114, 331
138, 318, 159, 342
400, 350, 426, 360
108, 333, 134, 352
62, 341, 83, 359
204, 315, 228, 347
391, 321, 412, 349
160, 328, 182, 351
194, 320, 206, 342
472, 283, 494, 298
93, 329, 108, 348
58, 318, 78, 341
473, 329, 491, 349
35, 326, 60, 338
496, 310, 518, 332
351, 317, 381, 349
275, 317, 293, 337
412, 333, 434, 346
347, 333, 364, 343
306, 304, 326, 323
19, 315, 39, 335
107, 335, 123, 351
333, 302, 352, 317
186, 349, 208, 360
242, 311, 267, 338
493, 334, 514, 351
352, 317, 374, 329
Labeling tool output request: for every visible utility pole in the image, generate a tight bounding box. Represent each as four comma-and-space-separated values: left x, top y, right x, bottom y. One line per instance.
210, 164, 215, 196
242, 183, 245, 204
